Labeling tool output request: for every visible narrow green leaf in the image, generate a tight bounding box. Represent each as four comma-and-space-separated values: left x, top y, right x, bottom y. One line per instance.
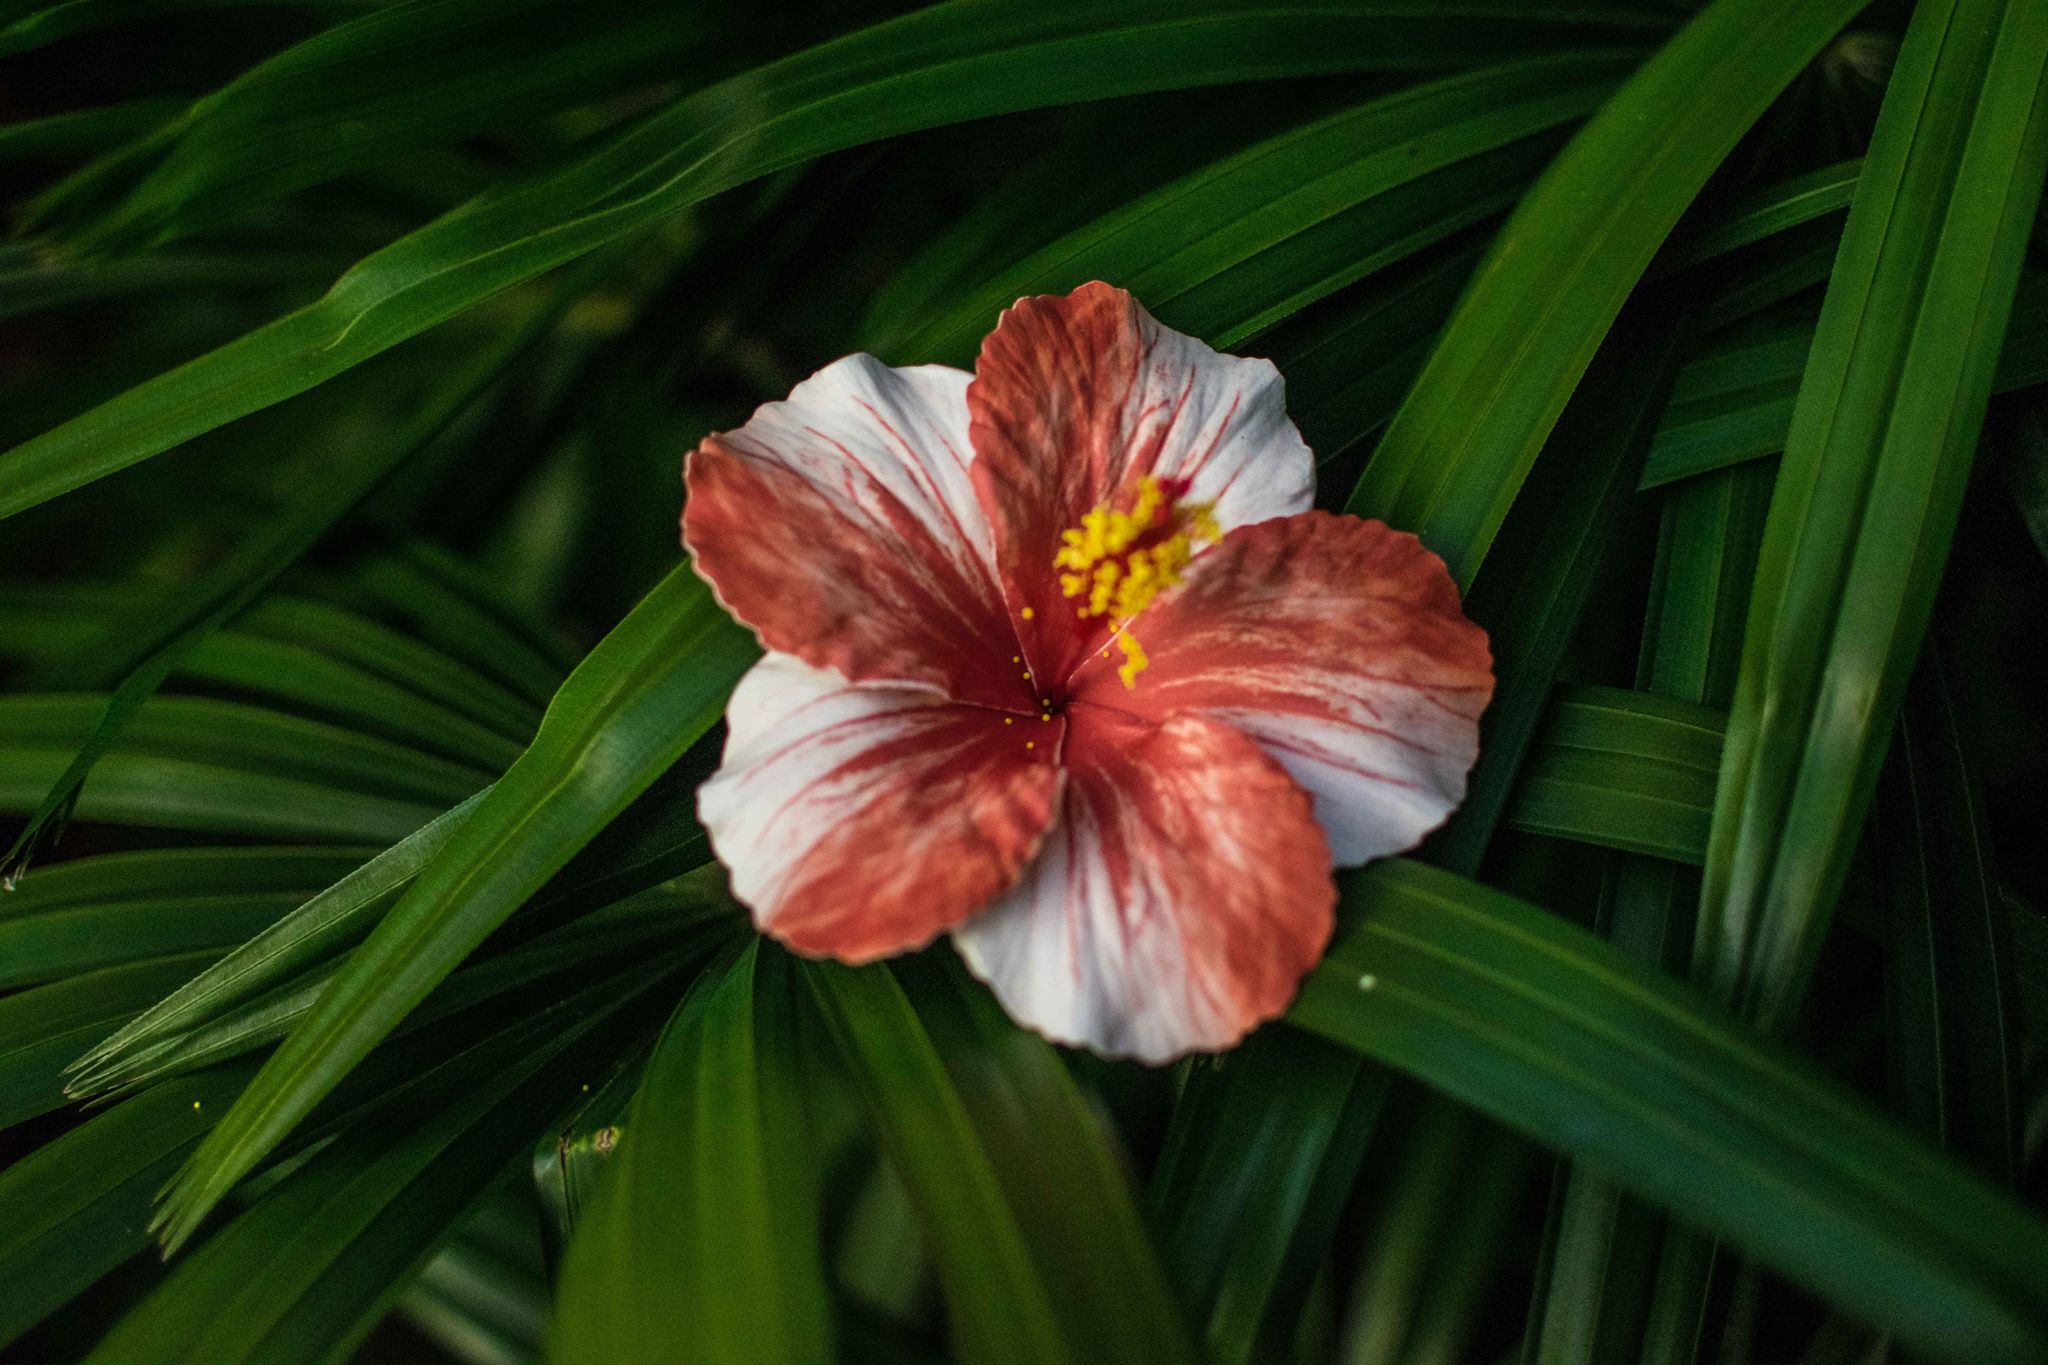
1665, 158, 1861, 267
0, 893, 301, 990
0, 246, 342, 322
1530, 459, 1770, 1365
1149, 1029, 1388, 1365
0, 954, 217, 1128
0, 746, 451, 845
1339, 1096, 1532, 1365
401, 1184, 549, 1365
341, 543, 574, 706
1422, 290, 1692, 871
1503, 686, 1725, 866
893, 54, 1628, 363
168, 632, 527, 770
806, 958, 1197, 1365
76, 875, 732, 1106
0, 271, 585, 881
531, 1055, 644, 1278
0, 0, 1666, 520
1291, 859, 2048, 1363
1875, 650, 2023, 1183
1637, 462, 1775, 708
28, 0, 742, 247
1693, 217, 1843, 330
0, 0, 370, 59
0, 98, 183, 162
0, 1067, 253, 1348
237, 596, 542, 741
149, 565, 754, 1250
550, 942, 831, 1365
81, 963, 681, 1365
1348, 0, 1862, 585
0, 845, 367, 921
1266, 241, 1481, 467
1640, 271, 2048, 489
0, 694, 487, 806
66, 790, 486, 1093
1699, 0, 2048, 1028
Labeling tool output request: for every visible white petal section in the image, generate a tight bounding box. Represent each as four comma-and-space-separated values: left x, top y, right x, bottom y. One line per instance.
1130, 318, 1315, 532
1214, 705, 1480, 865
683, 356, 1025, 707
952, 710, 1333, 1064
700, 652, 1059, 964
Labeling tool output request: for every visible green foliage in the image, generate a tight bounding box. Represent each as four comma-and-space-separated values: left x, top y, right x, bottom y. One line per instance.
4, 1, 2048, 1362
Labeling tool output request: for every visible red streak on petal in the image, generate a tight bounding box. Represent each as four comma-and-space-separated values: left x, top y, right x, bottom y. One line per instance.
958, 706, 1334, 1062
966, 282, 1312, 695
1071, 510, 1492, 867
686, 438, 1022, 707
770, 706, 1063, 962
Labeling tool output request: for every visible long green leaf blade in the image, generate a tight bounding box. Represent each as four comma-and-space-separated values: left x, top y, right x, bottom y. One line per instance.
149, 565, 755, 1250
806, 958, 1196, 1365
1698, 0, 2048, 1027
549, 942, 830, 1365
1346, 0, 1862, 585
0, 1, 1662, 521
1290, 859, 2048, 1362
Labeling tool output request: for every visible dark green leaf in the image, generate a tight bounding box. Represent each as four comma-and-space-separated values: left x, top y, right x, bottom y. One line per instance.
0, 0, 1667, 521
806, 957, 1196, 1365
1698, 0, 2048, 1028
550, 942, 831, 1365
150, 565, 753, 1250
1291, 859, 2048, 1363
1347, 0, 1861, 584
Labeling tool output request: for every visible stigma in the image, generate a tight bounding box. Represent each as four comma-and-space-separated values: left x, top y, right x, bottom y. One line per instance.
1053, 475, 1218, 687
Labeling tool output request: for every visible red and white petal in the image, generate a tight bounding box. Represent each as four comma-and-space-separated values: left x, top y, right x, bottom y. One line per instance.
700, 652, 1061, 964
683, 355, 1026, 709
1071, 511, 1493, 866
952, 708, 1333, 1063
968, 281, 1313, 685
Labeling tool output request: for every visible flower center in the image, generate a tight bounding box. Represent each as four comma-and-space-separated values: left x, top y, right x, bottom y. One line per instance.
1053, 475, 1218, 688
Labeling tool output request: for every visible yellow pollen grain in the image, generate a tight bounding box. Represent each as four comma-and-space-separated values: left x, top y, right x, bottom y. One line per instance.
1020, 607, 1035, 620
1039, 713, 1050, 722
1003, 717, 1013, 725
1025, 741, 1035, 750
1012, 655, 1020, 663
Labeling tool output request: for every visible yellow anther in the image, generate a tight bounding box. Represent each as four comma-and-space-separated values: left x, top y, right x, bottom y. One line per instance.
1050, 475, 1217, 688
1117, 634, 1150, 689
1055, 476, 1216, 623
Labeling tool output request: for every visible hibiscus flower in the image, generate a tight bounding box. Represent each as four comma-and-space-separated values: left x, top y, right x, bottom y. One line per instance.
683, 282, 1493, 1063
